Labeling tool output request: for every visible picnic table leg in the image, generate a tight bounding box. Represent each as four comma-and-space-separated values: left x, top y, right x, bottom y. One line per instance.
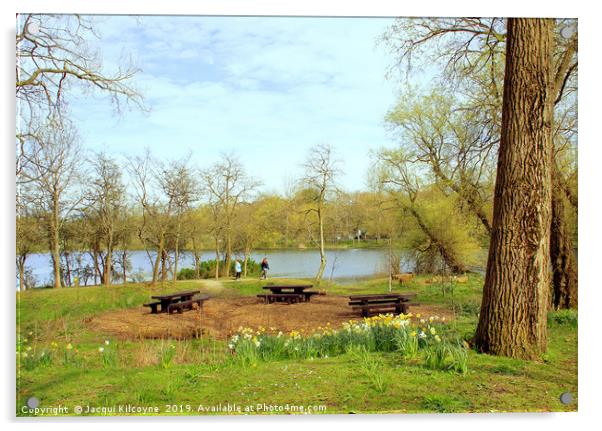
160, 299, 170, 313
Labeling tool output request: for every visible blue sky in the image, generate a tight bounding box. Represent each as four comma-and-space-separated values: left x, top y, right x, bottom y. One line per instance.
68, 16, 401, 193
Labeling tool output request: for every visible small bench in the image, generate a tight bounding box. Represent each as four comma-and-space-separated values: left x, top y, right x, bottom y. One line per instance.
349, 294, 418, 317
166, 296, 209, 314
144, 301, 162, 314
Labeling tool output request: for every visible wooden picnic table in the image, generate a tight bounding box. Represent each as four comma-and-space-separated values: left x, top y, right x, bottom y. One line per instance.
263, 284, 314, 294
258, 284, 318, 304
145, 290, 201, 314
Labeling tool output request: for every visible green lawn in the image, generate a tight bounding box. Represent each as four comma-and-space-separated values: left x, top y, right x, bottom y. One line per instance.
16, 275, 578, 416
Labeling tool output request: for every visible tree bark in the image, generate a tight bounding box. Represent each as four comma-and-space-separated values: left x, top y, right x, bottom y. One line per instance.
122, 250, 128, 284
151, 232, 164, 286
17, 255, 27, 290
173, 219, 181, 283
104, 248, 112, 287
160, 249, 168, 282
243, 246, 250, 277
224, 230, 232, 277
475, 18, 554, 359
214, 239, 220, 280
315, 206, 327, 284
550, 164, 578, 308
192, 237, 201, 279
50, 196, 61, 288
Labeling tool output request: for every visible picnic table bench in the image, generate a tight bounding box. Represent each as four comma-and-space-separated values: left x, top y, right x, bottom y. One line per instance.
348, 293, 418, 317
257, 284, 319, 304
144, 290, 209, 314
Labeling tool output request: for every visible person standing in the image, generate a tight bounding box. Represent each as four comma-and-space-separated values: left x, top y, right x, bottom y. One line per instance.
234, 259, 242, 281
260, 257, 270, 280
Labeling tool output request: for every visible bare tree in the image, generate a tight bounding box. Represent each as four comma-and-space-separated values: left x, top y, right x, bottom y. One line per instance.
16, 204, 43, 290
201, 154, 260, 278
157, 157, 199, 282
16, 14, 144, 182
301, 143, 340, 284
24, 120, 81, 288
85, 152, 126, 287
128, 149, 167, 286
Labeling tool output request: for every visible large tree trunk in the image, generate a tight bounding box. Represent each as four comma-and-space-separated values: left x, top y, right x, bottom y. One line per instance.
315, 206, 327, 284
103, 227, 113, 287
550, 164, 578, 309
192, 237, 201, 279
160, 249, 168, 282
224, 231, 232, 277
122, 250, 128, 284
17, 255, 27, 290
475, 18, 554, 359
173, 220, 181, 283
50, 199, 61, 289
243, 246, 251, 277
151, 233, 164, 286
104, 247, 112, 287
214, 238, 220, 280
64, 253, 72, 287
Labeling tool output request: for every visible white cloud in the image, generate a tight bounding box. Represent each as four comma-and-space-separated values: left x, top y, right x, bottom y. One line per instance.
66, 15, 399, 192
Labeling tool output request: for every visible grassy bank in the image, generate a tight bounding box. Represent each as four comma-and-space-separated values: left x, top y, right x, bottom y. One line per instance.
16, 275, 578, 415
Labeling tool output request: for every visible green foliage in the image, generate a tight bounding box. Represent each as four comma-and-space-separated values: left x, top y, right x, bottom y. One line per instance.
177, 258, 261, 280
98, 340, 116, 367
421, 394, 472, 413
228, 315, 467, 374
424, 341, 468, 374
403, 187, 484, 272
347, 345, 388, 393
548, 309, 578, 327
158, 343, 177, 369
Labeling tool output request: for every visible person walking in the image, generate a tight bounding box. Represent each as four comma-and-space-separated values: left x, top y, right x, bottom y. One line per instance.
260, 257, 270, 280
234, 259, 242, 281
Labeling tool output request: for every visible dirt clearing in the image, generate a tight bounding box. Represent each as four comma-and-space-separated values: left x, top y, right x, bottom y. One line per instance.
89, 295, 453, 340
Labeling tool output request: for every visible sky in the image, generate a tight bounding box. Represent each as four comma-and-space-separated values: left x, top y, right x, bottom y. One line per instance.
66, 15, 403, 193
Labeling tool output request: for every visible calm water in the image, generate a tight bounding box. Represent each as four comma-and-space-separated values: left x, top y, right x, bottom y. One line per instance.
19, 248, 416, 288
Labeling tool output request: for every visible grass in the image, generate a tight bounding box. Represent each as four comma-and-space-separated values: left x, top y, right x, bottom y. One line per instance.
16, 274, 578, 416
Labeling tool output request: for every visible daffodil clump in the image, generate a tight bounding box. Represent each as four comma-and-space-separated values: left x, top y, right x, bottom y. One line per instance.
158, 343, 177, 369
99, 339, 116, 367
16, 332, 86, 370
227, 314, 468, 373
16, 332, 51, 371
17, 332, 118, 371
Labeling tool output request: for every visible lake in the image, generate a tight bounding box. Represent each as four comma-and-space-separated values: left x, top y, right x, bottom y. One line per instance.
19, 248, 416, 288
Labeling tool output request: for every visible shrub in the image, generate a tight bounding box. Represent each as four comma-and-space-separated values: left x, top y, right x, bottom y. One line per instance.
178, 258, 262, 280
548, 309, 578, 327
177, 268, 196, 280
